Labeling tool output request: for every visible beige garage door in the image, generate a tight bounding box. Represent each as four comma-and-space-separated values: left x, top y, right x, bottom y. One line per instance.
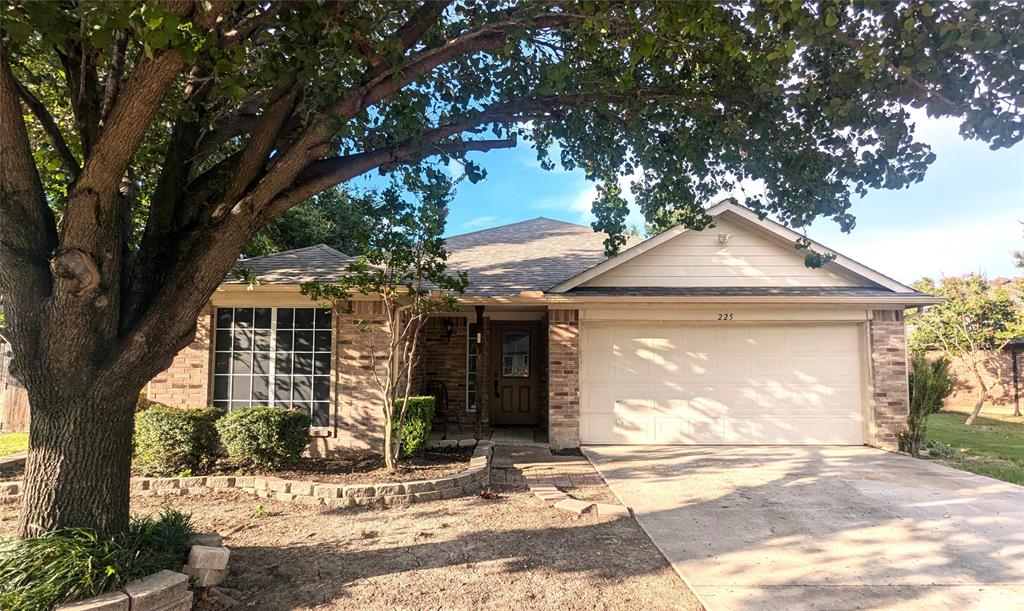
580, 323, 865, 445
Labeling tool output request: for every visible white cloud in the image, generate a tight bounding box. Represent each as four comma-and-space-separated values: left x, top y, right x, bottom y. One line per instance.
460, 215, 498, 230
537, 171, 648, 230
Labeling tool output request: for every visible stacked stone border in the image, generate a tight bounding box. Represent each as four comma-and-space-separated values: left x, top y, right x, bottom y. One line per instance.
1, 441, 493, 508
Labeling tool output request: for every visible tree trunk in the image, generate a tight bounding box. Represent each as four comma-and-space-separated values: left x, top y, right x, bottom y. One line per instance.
964, 369, 988, 426
18, 386, 137, 539
383, 415, 397, 472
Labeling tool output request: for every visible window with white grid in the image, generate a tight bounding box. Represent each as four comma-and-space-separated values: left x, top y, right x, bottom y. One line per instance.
212, 307, 332, 426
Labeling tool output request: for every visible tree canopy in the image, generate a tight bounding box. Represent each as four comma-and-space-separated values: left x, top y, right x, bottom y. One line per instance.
243, 187, 371, 258
2, 0, 1023, 537
909, 275, 1024, 424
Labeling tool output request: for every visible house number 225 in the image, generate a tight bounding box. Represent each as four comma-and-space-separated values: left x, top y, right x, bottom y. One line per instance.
717, 313, 734, 320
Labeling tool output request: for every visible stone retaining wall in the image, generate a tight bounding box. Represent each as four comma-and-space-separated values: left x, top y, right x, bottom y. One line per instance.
1, 441, 493, 508
56, 569, 192, 611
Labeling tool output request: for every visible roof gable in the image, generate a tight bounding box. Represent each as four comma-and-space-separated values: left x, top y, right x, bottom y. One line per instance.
550, 200, 916, 294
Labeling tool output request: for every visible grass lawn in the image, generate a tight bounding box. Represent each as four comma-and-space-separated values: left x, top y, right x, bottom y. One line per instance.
926, 410, 1024, 485
0, 433, 28, 457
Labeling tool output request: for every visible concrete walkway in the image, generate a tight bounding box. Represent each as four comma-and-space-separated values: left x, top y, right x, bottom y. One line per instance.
584, 446, 1024, 611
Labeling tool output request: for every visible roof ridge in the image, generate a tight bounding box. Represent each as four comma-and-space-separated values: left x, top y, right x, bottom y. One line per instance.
241, 243, 350, 263
447, 216, 593, 240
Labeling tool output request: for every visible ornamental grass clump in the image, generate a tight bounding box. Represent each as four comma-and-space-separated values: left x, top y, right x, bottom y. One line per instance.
216, 406, 311, 469
0, 509, 194, 611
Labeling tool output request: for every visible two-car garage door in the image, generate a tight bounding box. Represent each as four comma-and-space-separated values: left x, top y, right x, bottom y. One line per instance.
579, 323, 865, 445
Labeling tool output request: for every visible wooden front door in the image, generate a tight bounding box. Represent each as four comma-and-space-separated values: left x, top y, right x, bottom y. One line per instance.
490, 322, 539, 426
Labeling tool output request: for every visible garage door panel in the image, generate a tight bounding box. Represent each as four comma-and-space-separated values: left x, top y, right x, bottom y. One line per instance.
580, 323, 865, 445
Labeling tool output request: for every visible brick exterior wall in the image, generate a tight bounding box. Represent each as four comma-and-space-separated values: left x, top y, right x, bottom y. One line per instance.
327, 300, 389, 453
548, 309, 580, 448
147, 305, 213, 408
416, 316, 479, 431
868, 310, 910, 449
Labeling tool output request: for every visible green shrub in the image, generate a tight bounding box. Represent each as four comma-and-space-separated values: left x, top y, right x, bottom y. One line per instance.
136, 390, 160, 412
394, 396, 435, 459
0, 509, 193, 611
900, 354, 954, 456
216, 407, 311, 468
134, 406, 222, 476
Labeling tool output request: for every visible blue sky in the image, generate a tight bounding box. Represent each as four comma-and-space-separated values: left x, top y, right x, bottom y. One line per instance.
356, 110, 1024, 284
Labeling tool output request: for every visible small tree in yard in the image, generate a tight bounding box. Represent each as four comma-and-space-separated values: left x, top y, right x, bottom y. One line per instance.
302, 186, 467, 471
909, 275, 1024, 425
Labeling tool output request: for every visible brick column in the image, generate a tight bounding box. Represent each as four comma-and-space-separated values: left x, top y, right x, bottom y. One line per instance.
548, 309, 580, 449
147, 305, 213, 407
868, 310, 910, 449
332, 300, 388, 451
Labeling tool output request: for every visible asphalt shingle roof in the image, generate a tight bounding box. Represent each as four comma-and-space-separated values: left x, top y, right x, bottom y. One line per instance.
444, 217, 640, 297
227, 244, 356, 284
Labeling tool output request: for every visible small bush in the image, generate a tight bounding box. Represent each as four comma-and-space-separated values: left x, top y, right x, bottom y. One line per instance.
216, 407, 311, 468
0, 509, 193, 610
394, 396, 435, 459
135, 390, 162, 412
134, 406, 222, 476
901, 354, 954, 456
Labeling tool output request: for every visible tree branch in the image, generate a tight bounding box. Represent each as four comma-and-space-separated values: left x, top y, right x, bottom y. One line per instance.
270, 136, 516, 218
100, 33, 128, 124
0, 53, 59, 362
13, 76, 81, 179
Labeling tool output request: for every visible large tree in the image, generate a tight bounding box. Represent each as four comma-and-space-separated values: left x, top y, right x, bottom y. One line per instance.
1, 1, 1021, 537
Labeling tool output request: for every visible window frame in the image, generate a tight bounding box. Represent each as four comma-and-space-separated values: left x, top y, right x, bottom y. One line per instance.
211, 306, 333, 425
466, 331, 478, 412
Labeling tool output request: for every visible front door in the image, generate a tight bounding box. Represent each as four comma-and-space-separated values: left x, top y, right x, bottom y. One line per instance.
490, 322, 539, 426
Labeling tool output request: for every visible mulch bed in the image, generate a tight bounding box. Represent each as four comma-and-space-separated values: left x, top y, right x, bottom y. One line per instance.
224, 446, 475, 485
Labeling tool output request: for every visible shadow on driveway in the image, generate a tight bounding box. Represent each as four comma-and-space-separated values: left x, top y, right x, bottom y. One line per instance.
584, 445, 1024, 610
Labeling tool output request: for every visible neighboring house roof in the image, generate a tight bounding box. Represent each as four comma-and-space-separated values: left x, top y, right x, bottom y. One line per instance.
444, 217, 641, 297
226, 244, 356, 284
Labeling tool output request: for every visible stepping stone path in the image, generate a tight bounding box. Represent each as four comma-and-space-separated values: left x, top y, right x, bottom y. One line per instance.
521, 464, 631, 517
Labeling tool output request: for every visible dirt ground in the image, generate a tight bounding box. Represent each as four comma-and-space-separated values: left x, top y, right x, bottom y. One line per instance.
0, 462, 22, 481
1, 481, 701, 611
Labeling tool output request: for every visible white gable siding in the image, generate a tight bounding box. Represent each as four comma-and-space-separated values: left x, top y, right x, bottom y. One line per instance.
581, 219, 866, 288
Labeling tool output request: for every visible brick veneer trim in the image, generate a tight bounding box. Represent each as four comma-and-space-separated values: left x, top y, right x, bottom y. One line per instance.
868, 313, 910, 449
548, 310, 580, 448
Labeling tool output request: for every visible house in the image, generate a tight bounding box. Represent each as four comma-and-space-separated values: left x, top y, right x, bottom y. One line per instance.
147, 199, 939, 453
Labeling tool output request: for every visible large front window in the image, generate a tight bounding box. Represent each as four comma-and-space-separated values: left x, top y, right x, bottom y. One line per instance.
213, 307, 331, 425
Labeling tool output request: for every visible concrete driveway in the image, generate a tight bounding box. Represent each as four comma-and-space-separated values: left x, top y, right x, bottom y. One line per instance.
583, 446, 1024, 611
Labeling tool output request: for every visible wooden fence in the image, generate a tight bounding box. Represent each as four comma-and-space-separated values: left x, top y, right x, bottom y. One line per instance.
0, 338, 30, 432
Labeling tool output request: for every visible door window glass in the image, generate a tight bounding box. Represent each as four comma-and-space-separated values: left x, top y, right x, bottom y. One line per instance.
501, 330, 529, 377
